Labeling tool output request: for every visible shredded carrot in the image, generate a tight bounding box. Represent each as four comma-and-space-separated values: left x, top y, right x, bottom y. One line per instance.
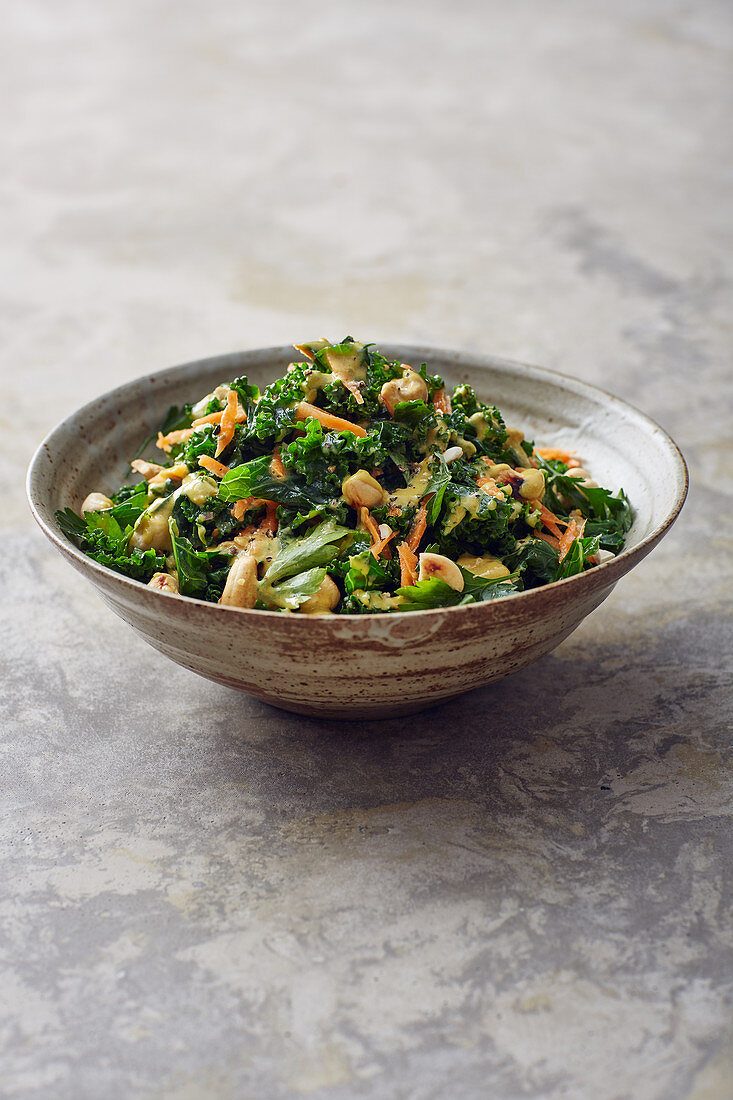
405, 500, 429, 553
191, 410, 224, 427
215, 390, 238, 457
534, 530, 561, 550
476, 475, 506, 499
295, 401, 367, 438
270, 448, 286, 478
536, 447, 577, 463
558, 515, 586, 562
231, 497, 265, 521
360, 506, 397, 559
192, 401, 247, 429
397, 542, 418, 587
360, 506, 381, 545
157, 427, 195, 452
371, 527, 397, 560
199, 455, 230, 479
536, 502, 567, 539
433, 388, 452, 415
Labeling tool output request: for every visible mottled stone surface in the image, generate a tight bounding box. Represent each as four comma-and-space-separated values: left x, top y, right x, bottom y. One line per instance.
2, 1, 732, 1097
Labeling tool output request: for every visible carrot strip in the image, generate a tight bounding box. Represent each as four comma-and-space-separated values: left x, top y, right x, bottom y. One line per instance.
536, 447, 577, 463
295, 401, 367, 438
536, 502, 568, 539
215, 390, 238, 457
397, 542, 418, 586
433, 388, 452, 415
476, 475, 506, 499
191, 410, 224, 427
534, 531, 561, 549
231, 497, 265, 521
199, 455, 230, 479
157, 427, 195, 452
193, 402, 247, 429
270, 448, 286, 478
558, 516, 586, 562
360, 506, 381, 545
371, 527, 397, 560
405, 501, 429, 553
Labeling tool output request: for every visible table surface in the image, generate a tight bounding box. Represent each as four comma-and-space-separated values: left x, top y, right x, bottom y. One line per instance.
3, 2, 732, 1097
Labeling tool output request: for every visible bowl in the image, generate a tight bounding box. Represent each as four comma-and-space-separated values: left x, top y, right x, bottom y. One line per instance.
27, 345, 687, 719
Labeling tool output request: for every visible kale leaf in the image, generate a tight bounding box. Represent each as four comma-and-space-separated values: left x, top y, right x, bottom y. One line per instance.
265, 517, 350, 585
55, 507, 166, 582
218, 455, 335, 511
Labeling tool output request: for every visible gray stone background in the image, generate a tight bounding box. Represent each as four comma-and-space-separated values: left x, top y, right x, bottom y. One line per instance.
2, 1, 732, 1097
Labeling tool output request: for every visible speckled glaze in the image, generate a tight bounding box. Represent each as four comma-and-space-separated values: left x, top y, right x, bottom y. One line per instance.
27, 346, 687, 718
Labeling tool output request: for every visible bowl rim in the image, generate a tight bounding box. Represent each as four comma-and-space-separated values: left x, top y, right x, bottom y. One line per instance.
27, 344, 689, 622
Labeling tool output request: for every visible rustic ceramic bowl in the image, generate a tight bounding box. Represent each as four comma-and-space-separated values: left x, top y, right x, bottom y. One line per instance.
27, 346, 687, 718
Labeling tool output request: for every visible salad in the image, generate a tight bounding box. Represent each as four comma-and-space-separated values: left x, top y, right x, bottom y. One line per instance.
56, 338, 632, 614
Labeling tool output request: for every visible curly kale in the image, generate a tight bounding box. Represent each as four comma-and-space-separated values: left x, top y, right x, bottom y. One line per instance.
55, 507, 166, 582
436, 491, 518, 559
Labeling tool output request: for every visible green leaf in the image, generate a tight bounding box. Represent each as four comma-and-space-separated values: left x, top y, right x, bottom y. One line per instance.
169, 523, 216, 597
108, 487, 150, 528
504, 537, 559, 587
85, 510, 126, 551
424, 456, 451, 524
260, 566, 327, 611
229, 375, 260, 408
266, 517, 350, 584
56, 507, 87, 543
393, 399, 433, 429
344, 550, 390, 594
459, 568, 520, 600
395, 577, 472, 610
218, 455, 334, 511
555, 535, 601, 580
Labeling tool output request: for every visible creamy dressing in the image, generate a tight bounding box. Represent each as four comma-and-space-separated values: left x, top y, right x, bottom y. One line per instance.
301, 370, 336, 403
129, 474, 218, 552
388, 456, 432, 510
457, 553, 510, 580
354, 590, 401, 612
322, 343, 368, 383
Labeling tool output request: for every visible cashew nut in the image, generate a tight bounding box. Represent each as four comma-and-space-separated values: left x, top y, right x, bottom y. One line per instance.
379, 369, 429, 415
298, 575, 341, 614
418, 552, 464, 592
81, 492, 113, 515
219, 553, 258, 609
147, 572, 179, 594
568, 467, 598, 487
518, 468, 546, 500
128, 497, 174, 552
342, 469, 386, 509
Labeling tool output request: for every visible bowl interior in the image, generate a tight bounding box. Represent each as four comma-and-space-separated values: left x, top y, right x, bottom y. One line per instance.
28, 345, 687, 584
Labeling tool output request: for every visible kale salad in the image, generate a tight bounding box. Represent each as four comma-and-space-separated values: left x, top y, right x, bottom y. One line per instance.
57, 339, 632, 614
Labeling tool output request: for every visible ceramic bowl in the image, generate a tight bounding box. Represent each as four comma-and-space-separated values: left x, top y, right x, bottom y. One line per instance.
27, 346, 687, 718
